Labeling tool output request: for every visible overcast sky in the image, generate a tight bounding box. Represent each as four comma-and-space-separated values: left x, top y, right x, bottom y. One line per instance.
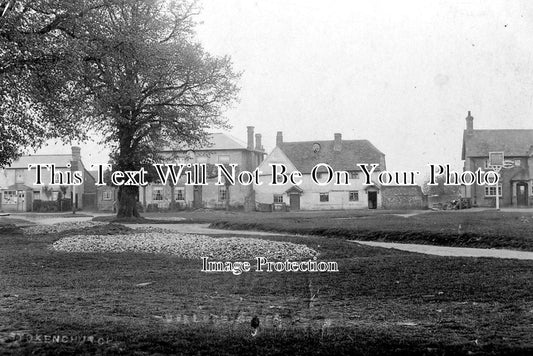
38, 0, 533, 178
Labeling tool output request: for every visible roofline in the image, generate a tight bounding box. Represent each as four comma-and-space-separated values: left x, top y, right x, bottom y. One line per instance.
464, 128, 533, 132
280, 139, 385, 156
4, 164, 72, 169
159, 148, 266, 154
17, 154, 73, 156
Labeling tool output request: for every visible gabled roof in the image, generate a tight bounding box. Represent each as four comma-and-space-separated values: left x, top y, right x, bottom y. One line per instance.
162, 133, 256, 152
5, 183, 33, 191
4, 155, 74, 169
278, 140, 384, 173
87, 170, 99, 180
285, 185, 303, 194
462, 129, 533, 159
200, 133, 248, 150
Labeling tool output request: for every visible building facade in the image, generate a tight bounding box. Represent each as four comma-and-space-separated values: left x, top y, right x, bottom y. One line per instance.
0, 147, 95, 212
461, 111, 533, 207
254, 132, 387, 210
139, 127, 266, 210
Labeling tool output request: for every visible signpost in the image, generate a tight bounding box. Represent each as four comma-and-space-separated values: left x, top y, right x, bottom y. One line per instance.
488, 152, 504, 210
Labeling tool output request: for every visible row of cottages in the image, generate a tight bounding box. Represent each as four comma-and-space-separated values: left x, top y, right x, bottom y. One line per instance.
462, 111, 533, 207
0, 130, 426, 212
255, 132, 389, 210
139, 127, 266, 211
0, 147, 97, 212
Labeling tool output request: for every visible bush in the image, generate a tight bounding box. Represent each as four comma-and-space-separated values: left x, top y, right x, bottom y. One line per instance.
169, 201, 185, 211
59, 199, 72, 212
146, 203, 160, 212
32, 200, 58, 212
32, 199, 72, 212
33, 199, 42, 212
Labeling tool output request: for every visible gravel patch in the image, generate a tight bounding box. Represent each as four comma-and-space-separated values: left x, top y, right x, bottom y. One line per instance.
22, 221, 107, 235
50, 232, 318, 260
147, 217, 187, 222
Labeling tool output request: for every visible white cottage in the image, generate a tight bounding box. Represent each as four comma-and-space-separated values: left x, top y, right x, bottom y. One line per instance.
254, 132, 386, 210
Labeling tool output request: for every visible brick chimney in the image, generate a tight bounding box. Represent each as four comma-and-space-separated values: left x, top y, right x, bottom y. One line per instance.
70, 146, 81, 170
466, 111, 474, 133
276, 131, 283, 146
247, 126, 254, 150
334, 133, 342, 151
255, 133, 263, 150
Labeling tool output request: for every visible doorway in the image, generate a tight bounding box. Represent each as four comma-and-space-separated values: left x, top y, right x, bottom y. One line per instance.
516, 182, 528, 207
368, 191, 377, 209
193, 185, 202, 208
290, 194, 300, 211
17, 191, 25, 212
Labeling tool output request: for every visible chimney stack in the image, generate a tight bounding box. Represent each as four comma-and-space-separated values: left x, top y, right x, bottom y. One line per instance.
247, 126, 254, 150
334, 133, 342, 151
255, 133, 262, 150
466, 111, 474, 133
70, 146, 81, 171
276, 131, 283, 146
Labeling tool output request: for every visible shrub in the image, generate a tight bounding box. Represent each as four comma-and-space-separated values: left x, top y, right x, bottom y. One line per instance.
146, 203, 160, 212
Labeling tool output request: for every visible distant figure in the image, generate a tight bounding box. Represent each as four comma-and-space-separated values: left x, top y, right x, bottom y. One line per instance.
251, 316, 260, 336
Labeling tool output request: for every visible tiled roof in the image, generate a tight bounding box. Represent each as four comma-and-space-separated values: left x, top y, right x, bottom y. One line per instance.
162, 133, 254, 152
4, 155, 74, 169
87, 170, 99, 180
462, 130, 533, 159
279, 139, 385, 173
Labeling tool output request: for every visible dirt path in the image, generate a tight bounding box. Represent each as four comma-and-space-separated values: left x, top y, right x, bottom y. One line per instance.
127, 223, 289, 236
353, 241, 533, 260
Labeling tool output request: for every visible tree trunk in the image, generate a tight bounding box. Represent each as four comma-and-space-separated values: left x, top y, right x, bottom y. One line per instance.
116, 185, 140, 218
115, 123, 141, 219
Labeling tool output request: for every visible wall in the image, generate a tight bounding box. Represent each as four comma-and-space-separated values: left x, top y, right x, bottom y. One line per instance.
0, 162, 86, 211
139, 148, 264, 210
254, 172, 383, 210
96, 186, 116, 212
466, 156, 532, 207
381, 186, 427, 209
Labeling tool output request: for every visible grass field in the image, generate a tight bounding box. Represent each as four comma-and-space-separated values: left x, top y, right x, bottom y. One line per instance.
161, 209, 533, 251
1, 211, 533, 355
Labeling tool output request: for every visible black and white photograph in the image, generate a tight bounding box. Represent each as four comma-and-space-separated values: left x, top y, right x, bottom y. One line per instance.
1, 0, 533, 354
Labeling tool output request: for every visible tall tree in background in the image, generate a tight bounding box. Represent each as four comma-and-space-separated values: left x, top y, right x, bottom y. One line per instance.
422, 174, 461, 197
1, 0, 240, 218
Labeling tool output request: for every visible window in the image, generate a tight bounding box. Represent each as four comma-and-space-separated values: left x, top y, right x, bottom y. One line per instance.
320, 193, 329, 202
484, 184, 502, 197
218, 155, 230, 163
218, 186, 227, 201
349, 171, 359, 179
2, 191, 16, 204
33, 191, 41, 200
273, 194, 284, 203
514, 159, 521, 166
102, 190, 112, 201
52, 191, 58, 200
176, 188, 185, 201
153, 187, 164, 201
349, 191, 359, 201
